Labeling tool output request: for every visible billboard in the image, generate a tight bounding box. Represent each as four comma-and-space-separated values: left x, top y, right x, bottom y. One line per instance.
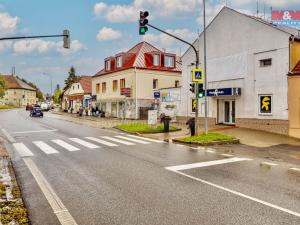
272, 10, 300, 27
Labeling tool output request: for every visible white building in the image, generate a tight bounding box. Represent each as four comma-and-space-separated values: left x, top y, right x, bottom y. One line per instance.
179, 7, 300, 135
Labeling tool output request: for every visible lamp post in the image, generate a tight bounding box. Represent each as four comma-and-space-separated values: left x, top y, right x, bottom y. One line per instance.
203, 0, 208, 134
43, 73, 52, 100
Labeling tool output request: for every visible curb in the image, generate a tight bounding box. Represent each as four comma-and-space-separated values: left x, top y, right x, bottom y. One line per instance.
172, 138, 240, 146
113, 126, 182, 135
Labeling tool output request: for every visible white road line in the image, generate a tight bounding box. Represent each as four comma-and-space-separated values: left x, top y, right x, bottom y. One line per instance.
126, 135, 164, 143
69, 138, 99, 149
13, 143, 34, 157
1, 128, 16, 143
101, 136, 135, 146
14, 129, 57, 134
206, 150, 216, 153
23, 158, 78, 225
33, 141, 59, 154
176, 144, 185, 147
289, 168, 300, 172
221, 153, 234, 157
85, 137, 118, 147
169, 170, 300, 218
165, 157, 252, 171
261, 162, 278, 166
52, 140, 80, 151
115, 136, 150, 144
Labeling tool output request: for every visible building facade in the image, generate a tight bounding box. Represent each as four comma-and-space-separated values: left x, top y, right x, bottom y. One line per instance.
92, 42, 182, 119
0, 75, 37, 107
180, 7, 300, 136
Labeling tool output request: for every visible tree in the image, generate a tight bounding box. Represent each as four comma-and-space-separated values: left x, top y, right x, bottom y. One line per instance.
0, 75, 7, 98
53, 84, 62, 104
64, 66, 79, 90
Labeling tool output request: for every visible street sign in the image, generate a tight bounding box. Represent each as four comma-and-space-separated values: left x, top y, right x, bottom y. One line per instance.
154, 91, 160, 99
192, 68, 205, 83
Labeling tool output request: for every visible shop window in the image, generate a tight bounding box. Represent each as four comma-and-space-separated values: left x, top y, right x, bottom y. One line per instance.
120, 79, 125, 89
96, 83, 100, 93
175, 80, 180, 87
153, 79, 158, 89
260, 58, 272, 67
165, 55, 175, 67
113, 80, 118, 92
153, 54, 160, 66
102, 82, 106, 93
259, 95, 272, 114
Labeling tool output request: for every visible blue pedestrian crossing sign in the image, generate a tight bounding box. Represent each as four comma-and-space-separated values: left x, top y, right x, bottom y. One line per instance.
192, 68, 205, 83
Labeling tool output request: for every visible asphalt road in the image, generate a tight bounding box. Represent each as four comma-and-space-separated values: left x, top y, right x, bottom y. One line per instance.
0, 109, 300, 225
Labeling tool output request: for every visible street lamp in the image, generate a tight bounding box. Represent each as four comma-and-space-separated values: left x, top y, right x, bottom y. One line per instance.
43, 73, 53, 99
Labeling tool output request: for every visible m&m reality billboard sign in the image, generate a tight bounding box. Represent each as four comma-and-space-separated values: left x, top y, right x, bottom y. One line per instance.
272, 10, 300, 27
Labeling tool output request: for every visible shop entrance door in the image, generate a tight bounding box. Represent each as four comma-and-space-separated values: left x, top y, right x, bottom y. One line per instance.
224, 100, 235, 124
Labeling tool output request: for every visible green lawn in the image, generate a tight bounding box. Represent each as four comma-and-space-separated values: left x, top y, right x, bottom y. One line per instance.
177, 133, 236, 143
115, 123, 180, 133
0, 105, 16, 110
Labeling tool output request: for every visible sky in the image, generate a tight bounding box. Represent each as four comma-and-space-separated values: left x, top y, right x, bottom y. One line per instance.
0, 0, 299, 94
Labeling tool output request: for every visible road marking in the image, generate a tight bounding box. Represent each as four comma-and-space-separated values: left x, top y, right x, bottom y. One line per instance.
33, 141, 59, 154
69, 138, 99, 149
176, 144, 185, 147
14, 129, 57, 134
206, 149, 216, 153
221, 153, 234, 157
23, 158, 78, 225
101, 136, 135, 146
52, 140, 80, 151
288, 168, 300, 173
165, 157, 252, 171
169, 169, 300, 218
1, 128, 16, 143
115, 136, 150, 144
85, 137, 118, 147
13, 143, 34, 157
261, 162, 278, 166
126, 135, 164, 143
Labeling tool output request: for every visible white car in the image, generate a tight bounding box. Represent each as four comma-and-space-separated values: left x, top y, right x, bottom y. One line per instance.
40, 103, 49, 111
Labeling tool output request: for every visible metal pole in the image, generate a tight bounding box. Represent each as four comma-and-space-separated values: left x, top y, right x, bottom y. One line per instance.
0, 34, 67, 41
203, 0, 208, 134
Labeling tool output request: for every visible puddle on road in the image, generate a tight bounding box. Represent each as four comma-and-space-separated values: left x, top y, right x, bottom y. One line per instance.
260, 163, 271, 172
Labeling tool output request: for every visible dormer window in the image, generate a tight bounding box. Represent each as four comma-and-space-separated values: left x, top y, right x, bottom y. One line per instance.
165, 55, 175, 67
116, 56, 122, 68
105, 60, 111, 71
153, 54, 160, 66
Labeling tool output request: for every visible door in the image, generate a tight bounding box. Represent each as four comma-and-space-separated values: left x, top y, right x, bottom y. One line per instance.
111, 103, 117, 117
224, 100, 235, 124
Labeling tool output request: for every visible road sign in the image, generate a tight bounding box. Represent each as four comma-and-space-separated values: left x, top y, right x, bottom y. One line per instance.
192, 68, 205, 83
154, 91, 160, 99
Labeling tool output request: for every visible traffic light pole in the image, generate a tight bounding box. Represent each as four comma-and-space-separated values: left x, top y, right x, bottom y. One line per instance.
203, 0, 208, 134
147, 23, 200, 135
0, 34, 66, 41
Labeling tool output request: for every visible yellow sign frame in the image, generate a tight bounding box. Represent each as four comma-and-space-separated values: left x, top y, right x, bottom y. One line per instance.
192, 68, 205, 83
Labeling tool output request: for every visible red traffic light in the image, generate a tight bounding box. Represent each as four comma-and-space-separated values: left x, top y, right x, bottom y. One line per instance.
140, 11, 149, 19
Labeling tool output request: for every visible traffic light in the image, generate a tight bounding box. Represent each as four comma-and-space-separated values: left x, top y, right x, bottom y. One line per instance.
139, 11, 149, 35
63, 29, 70, 49
198, 83, 204, 98
189, 83, 195, 93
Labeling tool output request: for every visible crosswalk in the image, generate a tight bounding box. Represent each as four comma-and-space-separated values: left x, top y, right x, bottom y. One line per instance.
12, 135, 163, 158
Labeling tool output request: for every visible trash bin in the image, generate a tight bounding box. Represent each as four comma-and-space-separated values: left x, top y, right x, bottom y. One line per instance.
186, 118, 195, 136
160, 114, 171, 133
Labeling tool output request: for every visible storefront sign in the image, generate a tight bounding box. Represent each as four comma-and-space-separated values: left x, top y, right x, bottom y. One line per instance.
192, 99, 197, 113
259, 95, 272, 114
154, 91, 160, 99
206, 88, 241, 97
272, 10, 300, 27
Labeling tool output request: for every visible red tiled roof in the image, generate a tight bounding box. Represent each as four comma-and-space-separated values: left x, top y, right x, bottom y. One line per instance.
79, 76, 92, 93
93, 41, 182, 77
1, 75, 36, 91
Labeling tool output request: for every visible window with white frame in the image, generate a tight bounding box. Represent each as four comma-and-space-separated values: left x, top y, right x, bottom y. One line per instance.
165, 55, 175, 67
105, 60, 111, 71
116, 56, 122, 68
153, 54, 160, 66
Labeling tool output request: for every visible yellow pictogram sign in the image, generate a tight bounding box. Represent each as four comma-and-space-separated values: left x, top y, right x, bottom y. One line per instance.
260, 95, 272, 114
192, 99, 197, 112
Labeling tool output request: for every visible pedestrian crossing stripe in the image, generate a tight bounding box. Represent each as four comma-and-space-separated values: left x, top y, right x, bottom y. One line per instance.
69, 138, 99, 149
85, 137, 119, 147
13, 143, 34, 157
52, 139, 80, 151
115, 136, 150, 144
101, 136, 135, 146
126, 135, 164, 143
33, 141, 59, 154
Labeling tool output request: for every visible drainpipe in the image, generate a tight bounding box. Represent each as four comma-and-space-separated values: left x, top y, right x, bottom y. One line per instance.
135, 67, 138, 119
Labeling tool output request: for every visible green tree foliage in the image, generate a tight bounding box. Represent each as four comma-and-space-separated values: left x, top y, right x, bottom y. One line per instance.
64, 66, 79, 90
0, 75, 7, 98
53, 84, 62, 104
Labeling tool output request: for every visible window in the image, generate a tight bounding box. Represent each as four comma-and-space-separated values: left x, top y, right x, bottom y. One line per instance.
175, 80, 180, 88
153, 79, 158, 89
165, 55, 175, 67
153, 54, 160, 66
78, 84, 80, 89
120, 79, 125, 89
73, 85, 74, 90
259, 95, 272, 114
113, 80, 118, 92
96, 83, 100, 93
260, 58, 272, 67
105, 60, 111, 71
102, 82, 106, 93
116, 56, 122, 68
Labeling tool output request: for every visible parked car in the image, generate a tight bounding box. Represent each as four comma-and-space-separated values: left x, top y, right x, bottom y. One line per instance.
26, 103, 33, 111
30, 107, 43, 117
40, 102, 49, 111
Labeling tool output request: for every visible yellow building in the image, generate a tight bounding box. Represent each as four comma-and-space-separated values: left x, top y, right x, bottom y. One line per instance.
92, 42, 182, 119
0, 75, 37, 107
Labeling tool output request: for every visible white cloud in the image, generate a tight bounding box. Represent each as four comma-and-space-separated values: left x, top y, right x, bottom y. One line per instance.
196, 2, 225, 25
0, 12, 19, 35
13, 39, 86, 55
94, 2, 108, 18
231, 0, 300, 7
94, 0, 198, 23
96, 27, 122, 41
0, 41, 12, 53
